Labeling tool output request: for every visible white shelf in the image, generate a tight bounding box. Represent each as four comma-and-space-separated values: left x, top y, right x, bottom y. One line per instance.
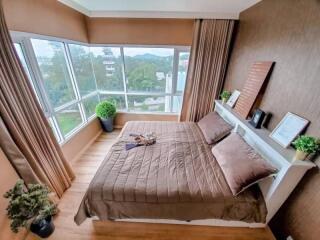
215, 100, 315, 168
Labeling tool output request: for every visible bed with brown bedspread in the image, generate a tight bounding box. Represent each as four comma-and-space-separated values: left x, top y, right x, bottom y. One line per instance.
75, 121, 267, 225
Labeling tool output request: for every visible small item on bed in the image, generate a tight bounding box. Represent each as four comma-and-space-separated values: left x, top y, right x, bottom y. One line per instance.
125, 132, 157, 150
197, 112, 233, 144
212, 132, 277, 196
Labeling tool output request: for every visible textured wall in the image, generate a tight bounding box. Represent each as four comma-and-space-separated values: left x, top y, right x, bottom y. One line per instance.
2, 0, 88, 42
223, 0, 320, 239
86, 17, 194, 45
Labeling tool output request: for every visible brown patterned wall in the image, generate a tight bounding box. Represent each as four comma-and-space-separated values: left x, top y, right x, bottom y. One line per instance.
223, 0, 320, 239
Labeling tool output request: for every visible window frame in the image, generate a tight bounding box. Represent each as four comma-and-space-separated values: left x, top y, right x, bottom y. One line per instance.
11, 31, 190, 144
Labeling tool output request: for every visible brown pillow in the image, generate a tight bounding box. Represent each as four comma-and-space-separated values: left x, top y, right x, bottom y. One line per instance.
197, 112, 233, 144
212, 132, 277, 196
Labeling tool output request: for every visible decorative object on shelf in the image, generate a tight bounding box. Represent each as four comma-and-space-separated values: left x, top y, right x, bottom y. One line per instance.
96, 101, 117, 132
262, 112, 273, 129
226, 90, 241, 108
234, 61, 275, 118
220, 90, 232, 103
270, 112, 309, 148
292, 135, 320, 161
249, 109, 265, 129
4, 180, 57, 238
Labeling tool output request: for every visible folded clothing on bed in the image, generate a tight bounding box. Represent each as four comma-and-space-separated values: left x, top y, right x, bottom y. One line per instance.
74, 121, 267, 225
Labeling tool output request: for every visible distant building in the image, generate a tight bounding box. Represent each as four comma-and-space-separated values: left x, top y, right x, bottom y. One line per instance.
102, 48, 116, 77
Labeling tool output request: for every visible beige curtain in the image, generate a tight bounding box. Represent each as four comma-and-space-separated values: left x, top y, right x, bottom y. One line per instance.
180, 19, 235, 122
0, 2, 74, 197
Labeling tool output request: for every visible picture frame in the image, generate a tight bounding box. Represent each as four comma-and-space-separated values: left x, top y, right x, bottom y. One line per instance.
226, 90, 241, 108
270, 112, 309, 148
249, 109, 265, 129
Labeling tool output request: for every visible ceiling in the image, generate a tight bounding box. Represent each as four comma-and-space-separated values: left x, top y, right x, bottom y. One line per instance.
58, 0, 261, 19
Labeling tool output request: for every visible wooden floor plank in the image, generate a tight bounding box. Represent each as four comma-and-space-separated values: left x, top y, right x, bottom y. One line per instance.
26, 130, 275, 240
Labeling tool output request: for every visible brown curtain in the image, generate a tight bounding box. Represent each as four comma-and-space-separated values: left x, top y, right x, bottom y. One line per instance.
180, 19, 235, 122
0, 1, 74, 197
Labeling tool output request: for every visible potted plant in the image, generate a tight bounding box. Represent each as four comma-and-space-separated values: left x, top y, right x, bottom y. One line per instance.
292, 135, 320, 161
220, 90, 232, 103
96, 101, 117, 132
4, 180, 57, 238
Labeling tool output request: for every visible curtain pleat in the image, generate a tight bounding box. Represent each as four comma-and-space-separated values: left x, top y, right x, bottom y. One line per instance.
180, 19, 235, 122
0, 1, 74, 197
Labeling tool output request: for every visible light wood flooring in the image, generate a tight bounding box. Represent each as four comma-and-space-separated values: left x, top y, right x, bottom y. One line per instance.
26, 130, 275, 240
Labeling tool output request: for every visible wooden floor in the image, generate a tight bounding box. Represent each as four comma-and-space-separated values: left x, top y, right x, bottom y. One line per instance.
26, 131, 275, 240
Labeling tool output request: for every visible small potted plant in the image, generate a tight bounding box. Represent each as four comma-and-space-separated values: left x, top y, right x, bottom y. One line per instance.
4, 180, 57, 238
220, 90, 232, 103
292, 135, 320, 161
95, 101, 117, 132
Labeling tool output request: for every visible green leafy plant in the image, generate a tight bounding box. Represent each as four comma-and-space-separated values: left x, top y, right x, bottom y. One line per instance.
3, 180, 57, 233
292, 135, 320, 154
220, 90, 232, 100
95, 101, 117, 119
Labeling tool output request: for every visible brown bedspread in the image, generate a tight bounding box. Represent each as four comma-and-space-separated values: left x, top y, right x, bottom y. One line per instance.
75, 121, 267, 225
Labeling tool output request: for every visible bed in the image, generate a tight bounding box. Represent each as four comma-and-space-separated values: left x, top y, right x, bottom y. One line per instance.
75, 101, 315, 227
75, 120, 267, 225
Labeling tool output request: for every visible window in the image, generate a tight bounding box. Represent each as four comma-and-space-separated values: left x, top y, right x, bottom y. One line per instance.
91, 47, 124, 91
68, 44, 97, 96
31, 39, 76, 108
124, 47, 174, 93
12, 32, 190, 143
91, 46, 190, 113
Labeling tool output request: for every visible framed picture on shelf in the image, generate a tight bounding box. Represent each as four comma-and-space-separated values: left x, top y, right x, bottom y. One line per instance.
270, 112, 309, 148
226, 90, 241, 108
249, 109, 265, 129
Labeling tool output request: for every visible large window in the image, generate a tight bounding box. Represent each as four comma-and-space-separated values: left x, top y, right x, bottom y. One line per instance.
12, 33, 189, 143
93, 46, 189, 113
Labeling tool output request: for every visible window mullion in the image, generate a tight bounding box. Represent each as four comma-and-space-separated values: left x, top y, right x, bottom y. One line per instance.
171, 48, 180, 112
120, 47, 129, 111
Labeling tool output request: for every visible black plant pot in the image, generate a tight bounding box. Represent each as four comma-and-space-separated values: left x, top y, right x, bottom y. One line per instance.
100, 117, 114, 132
30, 216, 55, 238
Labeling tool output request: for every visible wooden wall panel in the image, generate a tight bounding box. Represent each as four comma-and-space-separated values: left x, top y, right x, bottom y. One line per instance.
223, 0, 320, 239
234, 61, 274, 118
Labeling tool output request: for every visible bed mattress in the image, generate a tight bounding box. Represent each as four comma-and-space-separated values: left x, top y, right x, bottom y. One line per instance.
75, 121, 267, 225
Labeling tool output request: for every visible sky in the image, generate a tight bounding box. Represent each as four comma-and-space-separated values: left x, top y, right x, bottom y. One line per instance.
30, 38, 174, 58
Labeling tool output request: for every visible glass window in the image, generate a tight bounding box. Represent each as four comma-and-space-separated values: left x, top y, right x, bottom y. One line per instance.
177, 52, 190, 93
69, 44, 96, 96
100, 94, 126, 111
31, 39, 76, 108
90, 47, 124, 91
83, 95, 99, 118
172, 95, 183, 113
56, 104, 83, 136
127, 95, 165, 112
124, 48, 174, 93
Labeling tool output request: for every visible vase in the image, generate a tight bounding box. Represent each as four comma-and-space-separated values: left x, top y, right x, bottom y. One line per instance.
30, 216, 55, 238
100, 117, 114, 132
294, 150, 308, 161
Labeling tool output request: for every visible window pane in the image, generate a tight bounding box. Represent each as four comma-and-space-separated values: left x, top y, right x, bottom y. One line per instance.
177, 52, 190, 93
100, 94, 126, 111
127, 95, 165, 112
83, 95, 99, 118
69, 44, 96, 96
14, 43, 43, 107
124, 48, 174, 93
172, 95, 183, 113
31, 39, 76, 108
56, 104, 83, 136
90, 47, 124, 91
